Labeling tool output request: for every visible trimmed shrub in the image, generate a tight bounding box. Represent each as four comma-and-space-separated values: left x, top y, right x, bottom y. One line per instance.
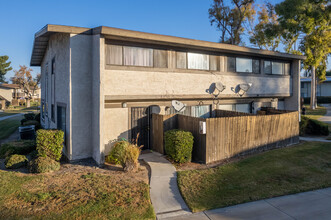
164, 129, 194, 164
29, 157, 60, 173
36, 129, 64, 161
35, 113, 41, 123
0, 140, 36, 158
300, 116, 309, 136
303, 97, 331, 104
300, 116, 330, 136
23, 120, 41, 130
20, 118, 28, 125
24, 113, 36, 120
106, 141, 129, 164
123, 144, 141, 172
5, 154, 28, 169
106, 140, 141, 172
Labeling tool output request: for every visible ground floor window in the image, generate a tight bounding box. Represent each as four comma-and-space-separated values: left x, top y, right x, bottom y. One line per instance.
166, 105, 211, 118
218, 103, 252, 113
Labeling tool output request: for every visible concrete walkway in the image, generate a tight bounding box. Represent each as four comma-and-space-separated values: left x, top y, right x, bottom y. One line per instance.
319, 104, 331, 124
139, 152, 190, 219
0, 113, 23, 121
299, 137, 331, 142
164, 187, 331, 220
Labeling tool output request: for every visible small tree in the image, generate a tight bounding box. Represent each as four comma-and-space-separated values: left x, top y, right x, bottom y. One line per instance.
11, 65, 40, 107
0, 55, 13, 83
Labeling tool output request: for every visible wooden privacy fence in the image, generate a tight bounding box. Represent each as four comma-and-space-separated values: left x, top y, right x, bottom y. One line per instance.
151, 110, 299, 164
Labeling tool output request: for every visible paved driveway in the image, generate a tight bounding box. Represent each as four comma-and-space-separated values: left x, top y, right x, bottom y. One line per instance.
164, 188, 331, 220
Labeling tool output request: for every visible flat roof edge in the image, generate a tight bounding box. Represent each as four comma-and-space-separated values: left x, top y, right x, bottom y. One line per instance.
30, 24, 306, 67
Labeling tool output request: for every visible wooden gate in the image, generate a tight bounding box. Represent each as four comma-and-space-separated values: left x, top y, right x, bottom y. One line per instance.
131, 107, 150, 149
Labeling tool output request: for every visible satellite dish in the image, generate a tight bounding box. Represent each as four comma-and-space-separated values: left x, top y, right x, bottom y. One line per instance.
215, 82, 226, 93
239, 83, 252, 92
171, 100, 186, 112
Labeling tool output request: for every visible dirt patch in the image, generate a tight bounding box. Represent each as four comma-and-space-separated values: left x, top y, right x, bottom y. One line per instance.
0, 159, 153, 219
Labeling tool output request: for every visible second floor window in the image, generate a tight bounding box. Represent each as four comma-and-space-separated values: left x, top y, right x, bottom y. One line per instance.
228, 57, 260, 74
264, 61, 290, 75
187, 52, 209, 70
106, 44, 168, 68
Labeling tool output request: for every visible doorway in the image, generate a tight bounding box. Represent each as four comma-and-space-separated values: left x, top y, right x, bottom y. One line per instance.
131, 107, 151, 149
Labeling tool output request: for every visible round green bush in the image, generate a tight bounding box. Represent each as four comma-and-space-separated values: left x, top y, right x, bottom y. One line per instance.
164, 129, 194, 164
106, 141, 129, 164
106, 141, 141, 172
29, 157, 60, 173
5, 154, 28, 169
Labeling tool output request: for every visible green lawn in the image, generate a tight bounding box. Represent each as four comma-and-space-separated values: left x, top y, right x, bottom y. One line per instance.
304, 105, 327, 120
0, 115, 23, 140
0, 170, 155, 219
178, 142, 331, 212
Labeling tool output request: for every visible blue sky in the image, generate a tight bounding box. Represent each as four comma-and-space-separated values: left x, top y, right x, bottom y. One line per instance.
0, 0, 329, 81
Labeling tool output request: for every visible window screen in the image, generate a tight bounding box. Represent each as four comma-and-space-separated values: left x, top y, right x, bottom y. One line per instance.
227, 57, 236, 72
153, 49, 168, 68
252, 59, 260, 74
187, 53, 209, 70
191, 105, 211, 118
218, 104, 235, 111
209, 55, 219, 71
264, 61, 272, 74
235, 104, 251, 113
284, 63, 290, 75
236, 58, 252, 73
123, 46, 153, 67
176, 52, 187, 69
106, 45, 123, 65
272, 62, 283, 75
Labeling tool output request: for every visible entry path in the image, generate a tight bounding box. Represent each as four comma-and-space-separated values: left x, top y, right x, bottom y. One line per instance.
139, 152, 190, 219
163, 187, 331, 220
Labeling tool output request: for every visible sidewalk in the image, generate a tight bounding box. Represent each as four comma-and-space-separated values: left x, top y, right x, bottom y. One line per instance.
139, 152, 190, 219
0, 113, 23, 121
164, 187, 331, 220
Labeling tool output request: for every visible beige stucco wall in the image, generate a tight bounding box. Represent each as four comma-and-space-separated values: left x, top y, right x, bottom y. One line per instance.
103, 69, 291, 97
0, 87, 13, 102
103, 108, 129, 155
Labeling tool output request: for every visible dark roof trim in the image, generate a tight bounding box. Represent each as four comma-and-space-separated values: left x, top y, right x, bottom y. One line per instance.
30, 24, 306, 66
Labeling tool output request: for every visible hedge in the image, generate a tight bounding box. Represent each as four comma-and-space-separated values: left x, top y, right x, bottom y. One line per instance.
36, 129, 64, 161
5, 154, 28, 169
164, 129, 194, 164
300, 116, 330, 136
0, 140, 36, 158
303, 96, 331, 104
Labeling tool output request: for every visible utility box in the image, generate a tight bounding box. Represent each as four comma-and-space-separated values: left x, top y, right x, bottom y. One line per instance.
19, 125, 36, 140
199, 121, 206, 134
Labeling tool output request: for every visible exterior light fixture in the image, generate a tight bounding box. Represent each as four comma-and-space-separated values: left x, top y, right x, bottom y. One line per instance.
122, 102, 127, 108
